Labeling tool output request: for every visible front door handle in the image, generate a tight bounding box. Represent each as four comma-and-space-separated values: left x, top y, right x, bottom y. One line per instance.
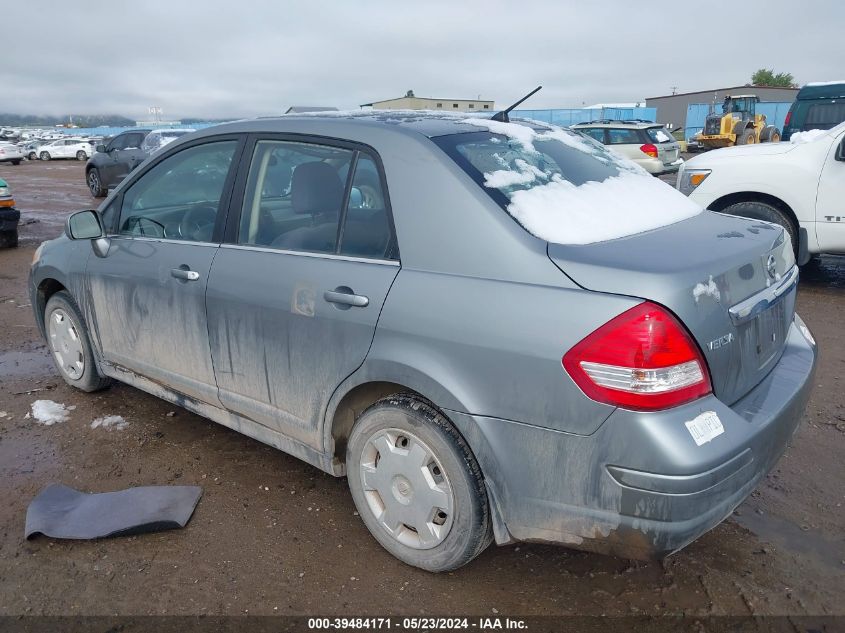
324, 289, 369, 308
171, 268, 200, 281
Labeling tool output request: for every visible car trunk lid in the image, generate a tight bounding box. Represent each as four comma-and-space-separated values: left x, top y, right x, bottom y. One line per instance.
548, 211, 797, 405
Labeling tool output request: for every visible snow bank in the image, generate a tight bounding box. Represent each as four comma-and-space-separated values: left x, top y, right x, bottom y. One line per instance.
90, 415, 129, 430
505, 170, 701, 245
790, 129, 829, 144
30, 400, 75, 425
805, 80, 845, 87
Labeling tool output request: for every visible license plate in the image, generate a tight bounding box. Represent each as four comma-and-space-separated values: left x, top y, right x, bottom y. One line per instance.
755, 299, 786, 367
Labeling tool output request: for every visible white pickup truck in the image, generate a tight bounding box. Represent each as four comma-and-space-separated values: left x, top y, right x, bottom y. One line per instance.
676, 122, 845, 262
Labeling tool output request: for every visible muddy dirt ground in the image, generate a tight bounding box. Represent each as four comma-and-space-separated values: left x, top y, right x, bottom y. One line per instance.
0, 160, 843, 617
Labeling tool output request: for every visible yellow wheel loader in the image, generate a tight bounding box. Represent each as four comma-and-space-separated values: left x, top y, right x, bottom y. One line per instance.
695, 95, 781, 149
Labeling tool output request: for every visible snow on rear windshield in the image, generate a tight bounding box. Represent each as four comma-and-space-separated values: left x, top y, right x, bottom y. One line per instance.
435, 120, 701, 245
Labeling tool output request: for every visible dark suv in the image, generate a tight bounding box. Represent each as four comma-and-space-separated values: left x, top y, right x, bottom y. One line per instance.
85, 129, 151, 197
782, 82, 845, 141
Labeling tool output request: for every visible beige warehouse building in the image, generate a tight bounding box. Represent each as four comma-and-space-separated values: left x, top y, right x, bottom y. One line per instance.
360, 90, 494, 113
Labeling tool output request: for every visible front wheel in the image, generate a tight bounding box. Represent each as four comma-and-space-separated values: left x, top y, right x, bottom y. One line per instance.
39, 151, 51, 161
738, 129, 756, 145
44, 291, 111, 392
11, 159, 20, 166
87, 168, 106, 197
28, 152, 37, 160
720, 200, 798, 258
346, 394, 492, 572
76, 150, 87, 161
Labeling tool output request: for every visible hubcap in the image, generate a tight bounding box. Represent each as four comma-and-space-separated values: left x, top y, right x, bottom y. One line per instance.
88, 171, 100, 194
359, 428, 454, 549
47, 308, 85, 380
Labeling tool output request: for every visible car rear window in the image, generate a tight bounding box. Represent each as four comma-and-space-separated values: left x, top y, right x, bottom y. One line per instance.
645, 127, 675, 143
432, 120, 701, 245
804, 103, 845, 131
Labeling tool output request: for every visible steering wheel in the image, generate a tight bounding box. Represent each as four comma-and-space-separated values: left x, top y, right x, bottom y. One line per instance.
178, 205, 217, 240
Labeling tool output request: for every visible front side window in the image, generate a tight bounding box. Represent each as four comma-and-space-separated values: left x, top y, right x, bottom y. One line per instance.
124, 133, 144, 149
118, 140, 236, 242
108, 134, 129, 151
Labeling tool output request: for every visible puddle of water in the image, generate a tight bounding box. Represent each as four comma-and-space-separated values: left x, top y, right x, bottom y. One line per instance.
0, 349, 57, 378
733, 510, 845, 573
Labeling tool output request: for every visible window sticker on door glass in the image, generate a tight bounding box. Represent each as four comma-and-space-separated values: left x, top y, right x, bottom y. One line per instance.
684, 411, 724, 446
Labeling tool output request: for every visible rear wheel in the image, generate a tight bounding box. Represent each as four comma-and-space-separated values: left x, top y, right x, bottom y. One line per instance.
720, 200, 797, 257
738, 129, 756, 145
346, 394, 492, 572
27, 152, 36, 160
39, 151, 51, 161
44, 291, 112, 392
11, 159, 20, 166
76, 150, 87, 161
87, 168, 106, 197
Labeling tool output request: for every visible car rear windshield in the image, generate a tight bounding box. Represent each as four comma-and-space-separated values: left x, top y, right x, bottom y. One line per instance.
431, 122, 701, 245
433, 129, 623, 203
804, 102, 845, 130
645, 127, 675, 143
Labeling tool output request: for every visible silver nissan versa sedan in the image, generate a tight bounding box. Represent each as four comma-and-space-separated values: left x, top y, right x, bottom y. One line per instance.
29, 112, 817, 572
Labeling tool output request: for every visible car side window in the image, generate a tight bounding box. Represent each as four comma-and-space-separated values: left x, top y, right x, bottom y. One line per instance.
579, 128, 606, 143
606, 129, 642, 145
108, 135, 128, 151
339, 155, 394, 259
125, 133, 144, 150
238, 140, 353, 254
117, 140, 237, 243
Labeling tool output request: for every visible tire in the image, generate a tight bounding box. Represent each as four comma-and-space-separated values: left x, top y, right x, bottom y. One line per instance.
0, 229, 17, 248
760, 126, 781, 143
721, 200, 798, 257
738, 129, 756, 145
86, 168, 106, 197
28, 152, 36, 160
76, 150, 87, 161
39, 151, 51, 161
11, 160, 20, 166
44, 291, 112, 392
346, 394, 492, 572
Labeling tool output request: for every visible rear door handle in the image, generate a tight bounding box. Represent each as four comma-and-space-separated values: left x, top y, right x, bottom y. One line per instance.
171, 268, 200, 281
324, 289, 369, 308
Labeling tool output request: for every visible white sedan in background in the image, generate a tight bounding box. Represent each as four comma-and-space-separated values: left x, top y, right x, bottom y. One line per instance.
37, 138, 96, 161
0, 142, 24, 165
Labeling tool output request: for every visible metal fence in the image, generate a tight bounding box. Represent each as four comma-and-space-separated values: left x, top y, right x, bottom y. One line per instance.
513, 107, 658, 127
684, 102, 793, 141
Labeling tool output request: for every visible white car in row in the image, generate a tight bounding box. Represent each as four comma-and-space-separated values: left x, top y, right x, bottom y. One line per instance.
36, 138, 97, 161
677, 122, 845, 260
0, 142, 24, 165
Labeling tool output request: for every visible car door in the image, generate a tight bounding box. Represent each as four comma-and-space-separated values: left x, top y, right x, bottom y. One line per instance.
98, 133, 130, 184
815, 127, 845, 253
85, 136, 243, 405
205, 137, 399, 447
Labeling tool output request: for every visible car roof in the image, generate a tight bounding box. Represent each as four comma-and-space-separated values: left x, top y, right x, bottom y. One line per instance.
572, 120, 660, 129
190, 111, 550, 141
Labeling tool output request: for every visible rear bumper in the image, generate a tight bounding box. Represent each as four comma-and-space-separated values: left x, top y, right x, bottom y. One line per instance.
636, 156, 682, 175
449, 317, 818, 559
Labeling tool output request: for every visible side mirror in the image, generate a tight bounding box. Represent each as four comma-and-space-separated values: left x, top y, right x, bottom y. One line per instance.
65, 210, 104, 240
836, 138, 845, 162
96, 144, 106, 153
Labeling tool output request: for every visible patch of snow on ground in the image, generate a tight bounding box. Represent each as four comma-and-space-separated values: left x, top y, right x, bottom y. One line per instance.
31, 400, 75, 425
90, 415, 129, 430
505, 170, 702, 245
790, 129, 829, 144
693, 276, 721, 304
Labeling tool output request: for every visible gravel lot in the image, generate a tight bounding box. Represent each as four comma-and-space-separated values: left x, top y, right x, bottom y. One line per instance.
1, 160, 843, 618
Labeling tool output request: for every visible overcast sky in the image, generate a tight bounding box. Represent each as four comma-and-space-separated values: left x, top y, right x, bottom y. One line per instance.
3, 0, 841, 120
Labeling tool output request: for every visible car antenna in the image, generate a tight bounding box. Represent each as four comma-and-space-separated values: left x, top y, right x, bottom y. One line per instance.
490, 86, 542, 123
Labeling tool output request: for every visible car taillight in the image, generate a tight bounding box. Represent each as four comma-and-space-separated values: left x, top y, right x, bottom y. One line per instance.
784, 111, 792, 127
562, 302, 711, 411
639, 143, 659, 158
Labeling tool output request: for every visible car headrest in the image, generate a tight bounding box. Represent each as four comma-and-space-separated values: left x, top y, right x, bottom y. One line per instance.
292, 162, 344, 215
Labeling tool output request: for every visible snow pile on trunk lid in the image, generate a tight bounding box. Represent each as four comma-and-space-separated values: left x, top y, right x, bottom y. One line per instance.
462, 118, 701, 245
790, 129, 829, 144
